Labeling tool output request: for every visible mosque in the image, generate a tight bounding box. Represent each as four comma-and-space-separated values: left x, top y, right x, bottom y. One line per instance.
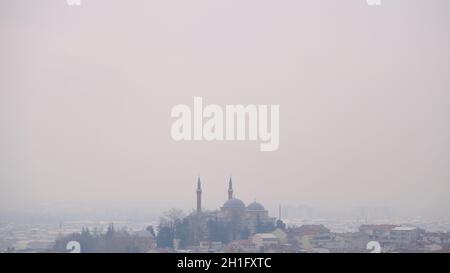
185, 177, 277, 245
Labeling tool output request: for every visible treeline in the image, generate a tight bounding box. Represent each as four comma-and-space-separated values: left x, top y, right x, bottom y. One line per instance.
53, 223, 155, 253
53, 209, 287, 252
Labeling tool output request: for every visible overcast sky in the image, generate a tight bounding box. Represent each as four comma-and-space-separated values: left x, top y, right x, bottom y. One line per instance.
1, 0, 449, 218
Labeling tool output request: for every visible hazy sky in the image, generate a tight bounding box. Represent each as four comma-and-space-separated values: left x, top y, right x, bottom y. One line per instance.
1, 0, 449, 218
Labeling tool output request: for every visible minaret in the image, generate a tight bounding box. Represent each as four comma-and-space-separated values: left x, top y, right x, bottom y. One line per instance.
228, 177, 233, 200
278, 204, 282, 221
196, 177, 202, 213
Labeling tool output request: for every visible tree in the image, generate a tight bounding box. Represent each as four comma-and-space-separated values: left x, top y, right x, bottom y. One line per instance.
256, 218, 276, 233
175, 218, 190, 248
146, 225, 156, 238
156, 226, 174, 248
160, 208, 185, 229
207, 219, 229, 243
276, 219, 286, 230
156, 208, 185, 249
240, 227, 251, 240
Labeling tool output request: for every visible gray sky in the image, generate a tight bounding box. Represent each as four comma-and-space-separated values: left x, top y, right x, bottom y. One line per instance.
1, 0, 449, 218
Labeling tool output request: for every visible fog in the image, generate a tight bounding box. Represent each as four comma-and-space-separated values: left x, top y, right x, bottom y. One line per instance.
1, 0, 449, 220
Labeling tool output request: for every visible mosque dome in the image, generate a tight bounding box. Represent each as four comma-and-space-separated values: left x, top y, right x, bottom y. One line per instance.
223, 198, 246, 209
247, 201, 265, 211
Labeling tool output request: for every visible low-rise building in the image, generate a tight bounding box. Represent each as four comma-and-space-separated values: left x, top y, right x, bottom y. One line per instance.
390, 226, 419, 247
252, 233, 279, 250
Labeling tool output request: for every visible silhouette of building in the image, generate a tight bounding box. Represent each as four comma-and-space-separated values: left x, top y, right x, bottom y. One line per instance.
185, 177, 276, 246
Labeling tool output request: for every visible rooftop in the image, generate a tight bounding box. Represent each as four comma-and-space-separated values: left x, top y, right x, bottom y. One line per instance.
222, 198, 246, 209
392, 226, 418, 231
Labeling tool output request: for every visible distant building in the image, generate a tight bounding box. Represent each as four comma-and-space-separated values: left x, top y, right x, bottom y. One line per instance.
359, 224, 397, 244
287, 224, 332, 251
224, 240, 257, 253
183, 177, 277, 246
331, 232, 371, 253
390, 226, 420, 247
359, 224, 397, 237
252, 233, 279, 250
272, 228, 288, 244
424, 231, 450, 245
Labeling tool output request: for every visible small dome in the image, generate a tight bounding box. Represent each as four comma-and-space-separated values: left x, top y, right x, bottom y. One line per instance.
247, 201, 265, 211
223, 198, 246, 209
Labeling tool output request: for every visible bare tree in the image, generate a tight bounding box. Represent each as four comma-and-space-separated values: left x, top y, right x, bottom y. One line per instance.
160, 208, 185, 229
